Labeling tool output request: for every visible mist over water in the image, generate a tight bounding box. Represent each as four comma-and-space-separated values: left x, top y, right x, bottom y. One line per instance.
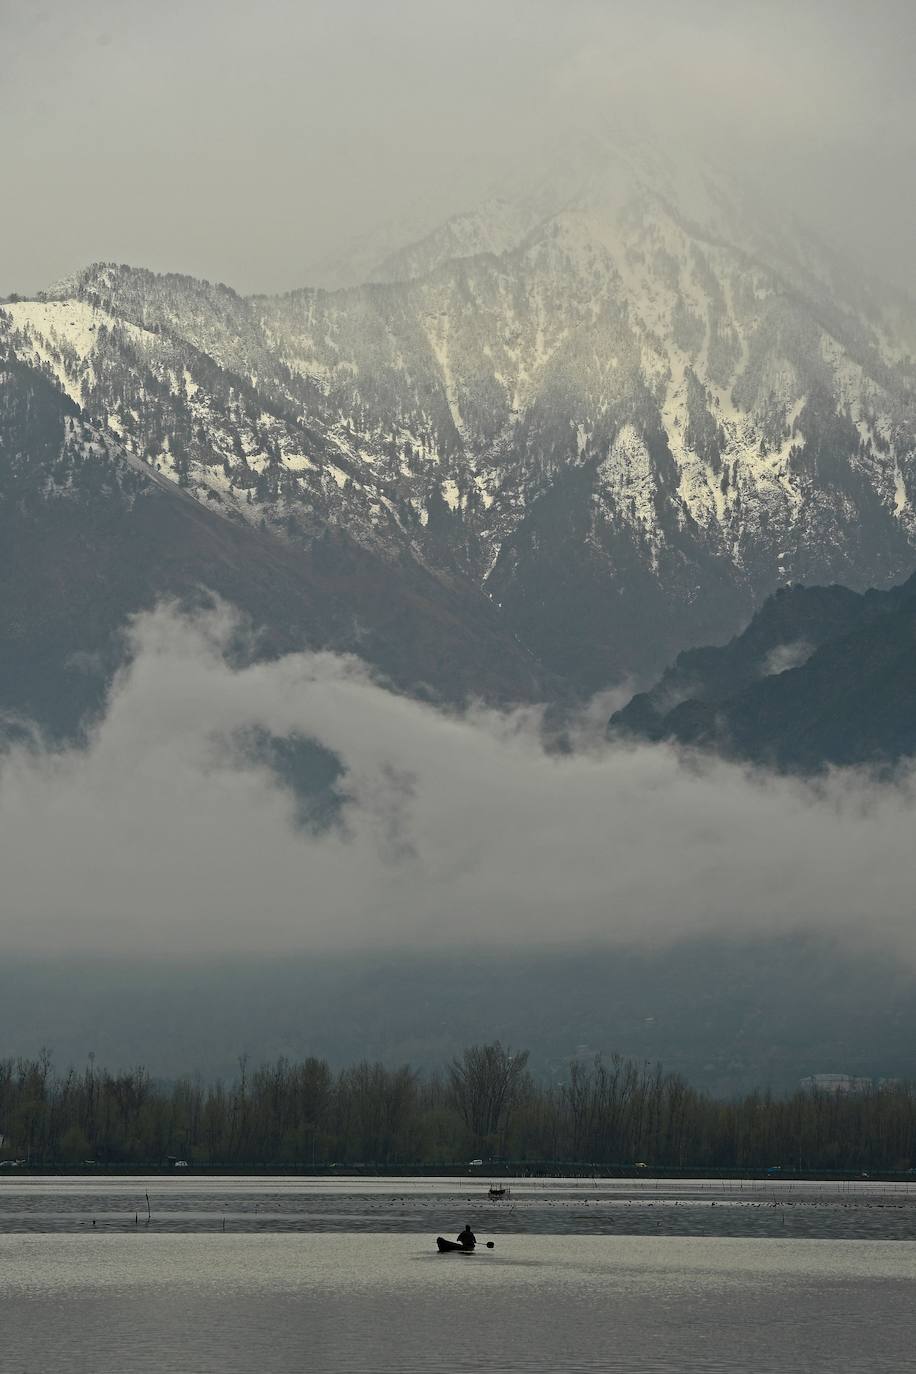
2, 603, 916, 963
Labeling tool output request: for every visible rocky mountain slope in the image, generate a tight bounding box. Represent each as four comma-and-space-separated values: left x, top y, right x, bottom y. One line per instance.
4, 130, 916, 708
0, 337, 549, 737
611, 571, 916, 771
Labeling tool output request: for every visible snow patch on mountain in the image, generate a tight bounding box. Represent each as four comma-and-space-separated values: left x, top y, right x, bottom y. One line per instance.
7, 130, 916, 688
3, 299, 148, 403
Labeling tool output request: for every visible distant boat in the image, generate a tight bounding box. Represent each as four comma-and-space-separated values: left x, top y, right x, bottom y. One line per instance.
488, 1185, 510, 1199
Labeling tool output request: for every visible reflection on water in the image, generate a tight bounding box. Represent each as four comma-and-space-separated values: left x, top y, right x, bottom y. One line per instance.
1, 1183, 915, 1371
1, 1232, 914, 1373
2, 1175, 916, 1240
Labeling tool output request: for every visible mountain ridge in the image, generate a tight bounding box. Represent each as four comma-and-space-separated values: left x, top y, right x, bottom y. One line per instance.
610, 570, 916, 770
0, 343, 553, 737
4, 132, 916, 713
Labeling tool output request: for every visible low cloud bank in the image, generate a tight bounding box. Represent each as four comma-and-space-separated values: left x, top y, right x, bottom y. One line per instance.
2, 603, 915, 959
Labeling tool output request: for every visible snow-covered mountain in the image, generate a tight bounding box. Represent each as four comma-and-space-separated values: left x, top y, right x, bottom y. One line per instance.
5, 129, 916, 699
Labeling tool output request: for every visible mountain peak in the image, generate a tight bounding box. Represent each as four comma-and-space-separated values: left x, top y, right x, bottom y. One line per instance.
6, 136, 916, 700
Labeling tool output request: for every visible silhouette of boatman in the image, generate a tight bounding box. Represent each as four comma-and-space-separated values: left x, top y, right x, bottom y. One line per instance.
456, 1224, 476, 1249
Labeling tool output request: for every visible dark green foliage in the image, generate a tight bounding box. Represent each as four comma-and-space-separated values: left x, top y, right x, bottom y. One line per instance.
235, 728, 344, 831
612, 570, 916, 770
684, 368, 725, 472
671, 299, 704, 355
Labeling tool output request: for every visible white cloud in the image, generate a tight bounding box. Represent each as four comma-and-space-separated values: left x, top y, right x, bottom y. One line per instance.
2, 603, 916, 961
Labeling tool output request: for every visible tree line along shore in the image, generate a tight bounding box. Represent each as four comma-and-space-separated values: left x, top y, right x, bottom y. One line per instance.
1, 1044, 914, 1173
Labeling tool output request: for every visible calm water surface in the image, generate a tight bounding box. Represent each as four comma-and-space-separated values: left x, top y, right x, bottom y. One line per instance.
1, 1179, 914, 1372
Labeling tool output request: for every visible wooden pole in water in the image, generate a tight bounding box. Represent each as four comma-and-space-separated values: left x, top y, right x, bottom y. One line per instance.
145, 1192, 151, 1224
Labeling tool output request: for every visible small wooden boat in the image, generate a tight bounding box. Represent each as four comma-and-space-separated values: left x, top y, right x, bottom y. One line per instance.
436, 1236, 475, 1253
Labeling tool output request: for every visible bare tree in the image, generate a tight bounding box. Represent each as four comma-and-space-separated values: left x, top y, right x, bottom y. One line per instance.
449, 1041, 530, 1153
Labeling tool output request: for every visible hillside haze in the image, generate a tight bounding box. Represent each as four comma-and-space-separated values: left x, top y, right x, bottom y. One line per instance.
4, 127, 916, 731
6, 75, 916, 1094
3, 939, 916, 1095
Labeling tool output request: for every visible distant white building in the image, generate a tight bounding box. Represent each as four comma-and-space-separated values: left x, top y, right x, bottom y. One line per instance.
799, 1073, 872, 1094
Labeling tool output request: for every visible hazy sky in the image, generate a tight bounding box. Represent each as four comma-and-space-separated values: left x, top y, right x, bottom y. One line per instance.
3, 0, 916, 294
3, 603, 916, 961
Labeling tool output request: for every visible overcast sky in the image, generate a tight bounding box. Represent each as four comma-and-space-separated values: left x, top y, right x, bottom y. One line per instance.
2, 0, 916, 294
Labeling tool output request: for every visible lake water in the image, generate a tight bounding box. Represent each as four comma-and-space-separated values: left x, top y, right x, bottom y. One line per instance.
2, 1177, 915, 1372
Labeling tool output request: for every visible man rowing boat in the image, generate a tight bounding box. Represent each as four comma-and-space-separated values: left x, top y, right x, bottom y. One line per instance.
435, 1230, 493, 1252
